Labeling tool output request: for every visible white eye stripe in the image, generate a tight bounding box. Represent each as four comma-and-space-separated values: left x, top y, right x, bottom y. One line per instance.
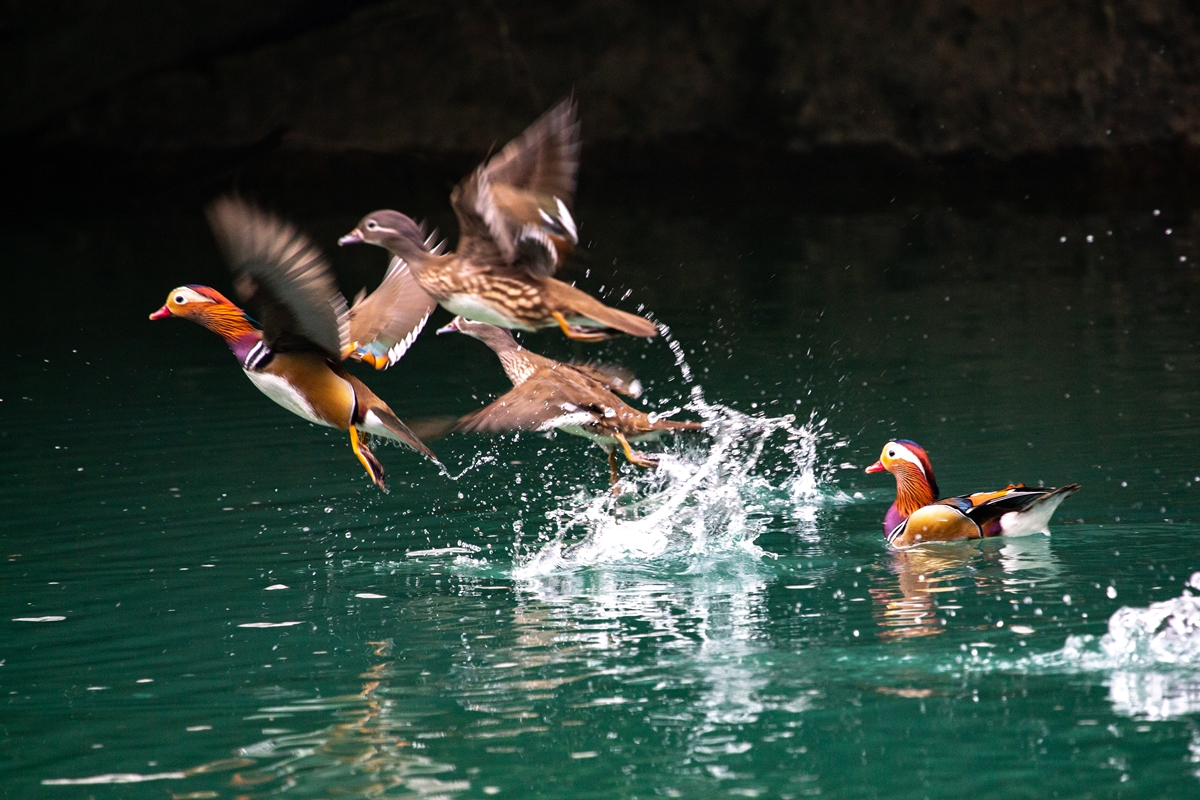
888, 442, 927, 477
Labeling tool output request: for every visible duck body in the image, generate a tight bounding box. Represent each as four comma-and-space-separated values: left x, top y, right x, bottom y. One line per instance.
427, 317, 698, 483
151, 199, 436, 491
867, 439, 1080, 547
339, 99, 658, 341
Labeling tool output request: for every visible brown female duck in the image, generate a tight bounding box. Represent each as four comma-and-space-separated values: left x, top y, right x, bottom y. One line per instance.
338, 99, 658, 343
430, 317, 699, 483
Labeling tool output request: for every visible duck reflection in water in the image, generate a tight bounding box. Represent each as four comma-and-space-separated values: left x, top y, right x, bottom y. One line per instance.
226, 638, 463, 797
870, 535, 1060, 641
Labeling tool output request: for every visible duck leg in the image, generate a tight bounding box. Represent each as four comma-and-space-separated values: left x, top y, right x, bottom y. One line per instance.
613, 432, 660, 469
607, 448, 621, 486
551, 311, 618, 342
349, 426, 389, 492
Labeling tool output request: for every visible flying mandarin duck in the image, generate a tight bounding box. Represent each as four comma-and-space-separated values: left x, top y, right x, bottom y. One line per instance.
150, 196, 437, 491
425, 317, 700, 483
866, 439, 1080, 547
338, 98, 659, 344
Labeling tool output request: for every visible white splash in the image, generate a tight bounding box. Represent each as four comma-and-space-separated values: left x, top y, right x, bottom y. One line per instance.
512, 394, 837, 576
1031, 573, 1200, 720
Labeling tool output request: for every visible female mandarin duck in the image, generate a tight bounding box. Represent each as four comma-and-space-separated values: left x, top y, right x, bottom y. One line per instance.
150, 196, 436, 491
866, 439, 1080, 547
338, 98, 659, 343
426, 317, 700, 483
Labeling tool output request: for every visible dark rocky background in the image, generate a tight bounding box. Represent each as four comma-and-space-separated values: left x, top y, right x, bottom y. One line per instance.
5, 0, 1200, 214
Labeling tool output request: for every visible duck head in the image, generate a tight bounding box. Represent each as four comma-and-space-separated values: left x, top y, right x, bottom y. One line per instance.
150, 285, 233, 320
436, 316, 519, 350
866, 439, 940, 533
150, 285, 259, 352
339, 210, 431, 260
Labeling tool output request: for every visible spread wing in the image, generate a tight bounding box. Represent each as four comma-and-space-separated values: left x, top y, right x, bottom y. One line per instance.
567, 362, 643, 398
207, 196, 349, 355
454, 376, 601, 434
346, 256, 437, 368
450, 97, 580, 276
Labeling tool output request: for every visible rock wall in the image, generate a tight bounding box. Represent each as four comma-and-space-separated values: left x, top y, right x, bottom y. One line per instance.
6, 0, 1200, 158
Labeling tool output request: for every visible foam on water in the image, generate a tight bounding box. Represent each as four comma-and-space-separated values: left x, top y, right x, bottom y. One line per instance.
1024, 573, 1200, 719
1036, 573, 1200, 671
511, 323, 843, 577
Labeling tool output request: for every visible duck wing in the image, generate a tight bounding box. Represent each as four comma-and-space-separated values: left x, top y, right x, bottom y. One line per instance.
939, 484, 1082, 537
450, 98, 580, 277
207, 196, 349, 356
566, 362, 644, 398
346, 255, 437, 368
453, 374, 605, 434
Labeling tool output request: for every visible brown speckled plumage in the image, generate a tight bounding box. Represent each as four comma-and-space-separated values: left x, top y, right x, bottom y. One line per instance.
341, 99, 658, 341
425, 318, 699, 482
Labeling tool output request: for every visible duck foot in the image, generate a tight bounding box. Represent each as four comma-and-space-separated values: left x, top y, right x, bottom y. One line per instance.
350, 427, 389, 492
552, 311, 618, 342
614, 432, 660, 469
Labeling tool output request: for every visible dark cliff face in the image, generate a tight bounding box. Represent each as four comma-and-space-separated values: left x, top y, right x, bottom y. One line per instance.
5, 1, 1200, 210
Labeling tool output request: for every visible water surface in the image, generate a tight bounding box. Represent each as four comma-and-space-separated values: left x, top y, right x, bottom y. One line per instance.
3, 202, 1200, 798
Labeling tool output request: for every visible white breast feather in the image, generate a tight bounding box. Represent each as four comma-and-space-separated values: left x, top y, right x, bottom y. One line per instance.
245, 371, 335, 428
443, 294, 532, 330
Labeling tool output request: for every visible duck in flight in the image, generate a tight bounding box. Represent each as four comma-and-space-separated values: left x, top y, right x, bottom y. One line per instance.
427, 317, 700, 484
338, 98, 659, 345
150, 196, 437, 491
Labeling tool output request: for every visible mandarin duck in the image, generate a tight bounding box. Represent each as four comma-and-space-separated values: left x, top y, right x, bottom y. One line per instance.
338, 98, 659, 343
423, 317, 699, 484
150, 197, 437, 491
866, 439, 1080, 547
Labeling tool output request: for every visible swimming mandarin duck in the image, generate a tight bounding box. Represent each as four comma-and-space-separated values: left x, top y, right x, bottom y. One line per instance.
866, 439, 1080, 547
425, 317, 700, 483
338, 98, 659, 343
150, 196, 436, 491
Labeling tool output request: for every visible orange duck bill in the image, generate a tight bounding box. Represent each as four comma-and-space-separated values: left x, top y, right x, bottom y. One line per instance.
866, 439, 1080, 547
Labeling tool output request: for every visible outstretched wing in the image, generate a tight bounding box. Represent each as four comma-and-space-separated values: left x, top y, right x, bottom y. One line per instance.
454, 376, 600, 434
567, 362, 644, 398
450, 97, 580, 276
346, 256, 437, 368
207, 196, 349, 355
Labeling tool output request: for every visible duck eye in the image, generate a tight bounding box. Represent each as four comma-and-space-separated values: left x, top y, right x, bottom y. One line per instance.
887, 450, 895, 457
365, 220, 379, 230
174, 294, 186, 304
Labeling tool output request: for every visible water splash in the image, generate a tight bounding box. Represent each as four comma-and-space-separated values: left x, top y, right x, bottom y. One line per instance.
1036, 573, 1200, 671
511, 398, 838, 576
1024, 573, 1200, 719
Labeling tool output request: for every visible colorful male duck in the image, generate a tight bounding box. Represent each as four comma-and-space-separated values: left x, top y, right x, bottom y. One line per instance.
866, 439, 1080, 547
338, 98, 659, 343
150, 197, 436, 491
427, 317, 700, 483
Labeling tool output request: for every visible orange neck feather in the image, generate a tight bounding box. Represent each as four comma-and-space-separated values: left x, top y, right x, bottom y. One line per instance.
893, 463, 936, 515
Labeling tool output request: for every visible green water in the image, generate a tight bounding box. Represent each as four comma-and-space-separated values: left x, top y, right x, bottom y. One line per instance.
3, 203, 1200, 798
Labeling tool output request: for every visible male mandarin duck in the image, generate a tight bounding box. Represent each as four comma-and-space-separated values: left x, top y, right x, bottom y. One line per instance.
150, 196, 436, 491
423, 317, 700, 483
866, 439, 1080, 547
337, 98, 659, 343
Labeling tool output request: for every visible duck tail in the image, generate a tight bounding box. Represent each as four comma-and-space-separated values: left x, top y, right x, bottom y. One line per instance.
546, 280, 659, 338
651, 418, 703, 432
990, 483, 1081, 536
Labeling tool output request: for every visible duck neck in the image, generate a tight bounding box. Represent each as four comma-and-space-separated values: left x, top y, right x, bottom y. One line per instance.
468, 326, 532, 385
382, 235, 436, 274
892, 464, 937, 518
195, 304, 263, 365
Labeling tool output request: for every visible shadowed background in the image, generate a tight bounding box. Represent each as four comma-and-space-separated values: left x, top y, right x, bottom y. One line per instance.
5, 6, 1200, 798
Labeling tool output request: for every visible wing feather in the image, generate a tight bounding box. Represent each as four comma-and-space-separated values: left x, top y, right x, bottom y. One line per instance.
346, 256, 437, 368
450, 98, 581, 275
207, 196, 348, 355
